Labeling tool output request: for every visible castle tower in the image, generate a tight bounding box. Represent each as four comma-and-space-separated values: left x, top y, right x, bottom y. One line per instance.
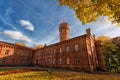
59, 20, 70, 42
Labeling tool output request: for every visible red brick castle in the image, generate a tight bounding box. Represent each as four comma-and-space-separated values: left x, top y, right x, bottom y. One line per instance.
0, 22, 106, 72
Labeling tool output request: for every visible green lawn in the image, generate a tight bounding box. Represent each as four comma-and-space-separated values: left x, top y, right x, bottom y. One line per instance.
0, 67, 119, 80
0, 67, 24, 72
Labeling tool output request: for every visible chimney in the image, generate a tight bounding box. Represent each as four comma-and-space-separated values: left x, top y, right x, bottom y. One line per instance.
93, 35, 95, 41
86, 28, 91, 36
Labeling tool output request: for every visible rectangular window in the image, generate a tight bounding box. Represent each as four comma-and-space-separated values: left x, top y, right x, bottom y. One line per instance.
75, 44, 79, 51
59, 48, 62, 53
2, 59, 6, 64
54, 50, 56, 54
20, 59, 23, 64
48, 58, 51, 64
40, 59, 42, 64
12, 59, 15, 64
5, 50, 9, 55
66, 46, 69, 53
66, 57, 70, 64
53, 58, 55, 64
14, 52, 17, 56
75, 57, 80, 64
59, 58, 62, 64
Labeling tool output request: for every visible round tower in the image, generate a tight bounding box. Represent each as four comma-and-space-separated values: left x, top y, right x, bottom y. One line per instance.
59, 21, 70, 42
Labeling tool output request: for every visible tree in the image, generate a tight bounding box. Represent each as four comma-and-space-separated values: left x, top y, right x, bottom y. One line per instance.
112, 36, 120, 47
58, 0, 120, 25
36, 44, 45, 49
97, 36, 111, 43
15, 42, 26, 46
97, 36, 120, 72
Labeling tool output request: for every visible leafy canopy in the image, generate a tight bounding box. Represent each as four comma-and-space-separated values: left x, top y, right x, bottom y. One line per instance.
97, 36, 120, 72
15, 42, 26, 46
58, 0, 120, 25
36, 44, 45, 49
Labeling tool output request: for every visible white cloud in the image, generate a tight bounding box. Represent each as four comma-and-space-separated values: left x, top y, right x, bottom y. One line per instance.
3, 30, 32, 42
19, 20, 34, 31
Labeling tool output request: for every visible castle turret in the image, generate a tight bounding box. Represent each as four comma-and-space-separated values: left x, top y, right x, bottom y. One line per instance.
59, 20, 70, 42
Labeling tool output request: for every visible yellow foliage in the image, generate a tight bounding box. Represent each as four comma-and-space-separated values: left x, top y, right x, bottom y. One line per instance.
97, 36, 111, 43
58, 0, 120, 25
15, 42, 26, 46
36, 44, 44, 49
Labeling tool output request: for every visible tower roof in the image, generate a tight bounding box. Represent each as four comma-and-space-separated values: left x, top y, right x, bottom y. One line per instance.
59, 23, 70, 31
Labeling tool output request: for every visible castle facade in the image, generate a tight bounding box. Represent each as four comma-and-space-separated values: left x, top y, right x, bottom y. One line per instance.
0, 22, 106, 72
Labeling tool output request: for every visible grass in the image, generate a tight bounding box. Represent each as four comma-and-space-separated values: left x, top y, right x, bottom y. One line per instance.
0, 67, 24, 72
0, 67, 120, 80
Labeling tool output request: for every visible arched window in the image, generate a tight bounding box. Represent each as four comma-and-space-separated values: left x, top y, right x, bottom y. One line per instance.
74, 44, 79, 51
48, 58, 51, 64
66, 46, 69, 53
59, 48, 62, 53
59, 58, 62, 64
66, 57, 70, 64
53, 58, 55, 64
54, 50, 56, 54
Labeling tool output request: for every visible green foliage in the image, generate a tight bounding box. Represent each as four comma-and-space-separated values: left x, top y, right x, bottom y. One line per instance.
97, 36, 120, 72
0, 67, 23, 72
58, 0, 120, 25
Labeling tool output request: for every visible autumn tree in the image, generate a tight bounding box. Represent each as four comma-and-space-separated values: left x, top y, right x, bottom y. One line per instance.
58, 0, 120, 25
15, 42, 26, 46
36, 44, 45, 49
97, 36, 111, 43
112, 37, 120, 47
97, 36, 120, 72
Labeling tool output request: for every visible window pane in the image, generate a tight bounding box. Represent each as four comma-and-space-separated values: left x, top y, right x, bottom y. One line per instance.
75, 44, 78, 51
75, 57, 80, 64
66, 46, 69, 53
59, 48, 62, 53
54, 50, 56, 54
2, 59, 6, 64
66, 57, 70, 64
53, 58, 55, 64
5, 50, 9, 55
59, 58, 62, 64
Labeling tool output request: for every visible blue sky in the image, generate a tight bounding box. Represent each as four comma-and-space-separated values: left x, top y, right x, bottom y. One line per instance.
0, 0, 120, 47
